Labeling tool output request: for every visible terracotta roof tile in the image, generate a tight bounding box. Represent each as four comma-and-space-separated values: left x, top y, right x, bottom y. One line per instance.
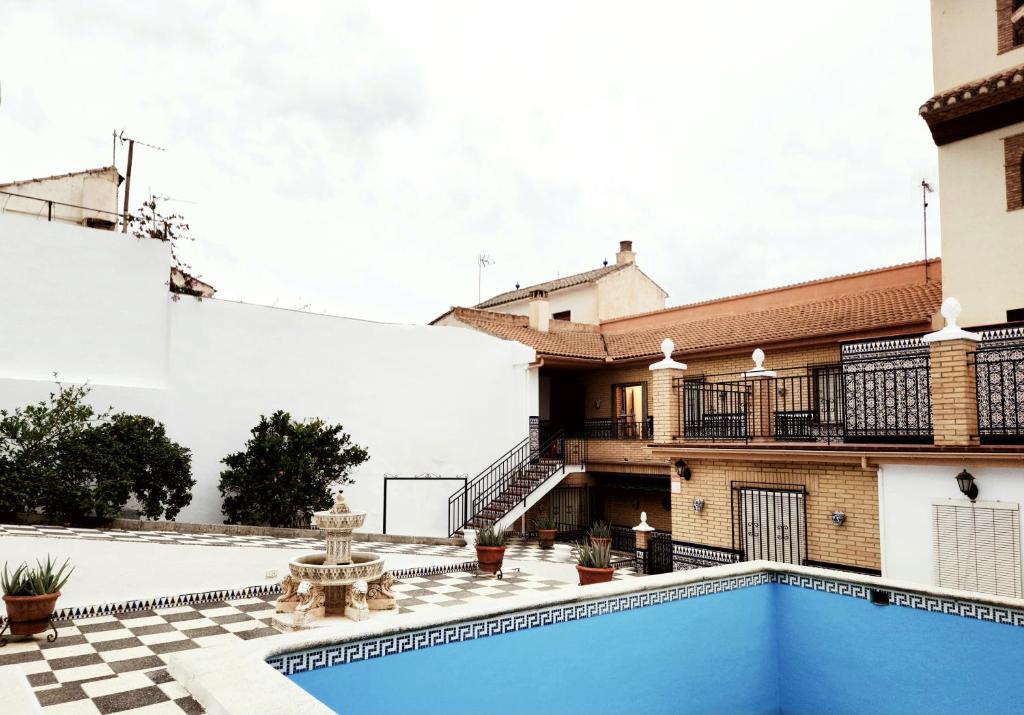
475, 264, 627, 309
450, 281, 942, 362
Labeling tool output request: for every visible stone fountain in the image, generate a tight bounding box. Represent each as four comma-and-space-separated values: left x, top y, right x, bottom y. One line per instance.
272, 492, 397, 632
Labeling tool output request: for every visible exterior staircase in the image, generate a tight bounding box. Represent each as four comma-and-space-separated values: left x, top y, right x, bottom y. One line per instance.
448, 430, 586, 537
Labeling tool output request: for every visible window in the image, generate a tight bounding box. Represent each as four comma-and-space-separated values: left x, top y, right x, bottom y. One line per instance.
1004, 133, 1024, 211
998, 0, 1024, 53
552, 310, 571, 321
933, 500, 1021, 598
1008, 307, 1024, 322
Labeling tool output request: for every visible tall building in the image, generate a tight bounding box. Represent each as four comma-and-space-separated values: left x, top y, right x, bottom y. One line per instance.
920, 0, 1024, 327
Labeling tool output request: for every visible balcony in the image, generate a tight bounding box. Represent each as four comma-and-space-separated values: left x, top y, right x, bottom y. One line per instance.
974, 328, 1024, 445
677, 343, 934, 445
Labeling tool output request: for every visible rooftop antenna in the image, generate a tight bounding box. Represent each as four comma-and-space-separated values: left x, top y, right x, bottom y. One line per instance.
478, 254, 494, 303
117, 129, 165, 233
921, 179, 935, 282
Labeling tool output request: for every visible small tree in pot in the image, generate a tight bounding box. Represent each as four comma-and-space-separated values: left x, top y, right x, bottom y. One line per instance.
474, 526, 508, 574
588, 521, 612, 550
2, 556, 73, 636
533, 515, 557, 549
575, 541, 614, 585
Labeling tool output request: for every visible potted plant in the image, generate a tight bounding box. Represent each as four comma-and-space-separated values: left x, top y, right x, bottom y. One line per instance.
575, 541, 614, 585
2, 556, 73, 636
589, 521, 612, 550
533, 515, 558, 549
474, 526, 508, 574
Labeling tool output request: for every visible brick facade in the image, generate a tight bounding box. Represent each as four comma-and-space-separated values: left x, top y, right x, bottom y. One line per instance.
928, 337, 982, 446
997, 0, 1024, 55
669, 459, 881, 571
1005, 132, 1024, 211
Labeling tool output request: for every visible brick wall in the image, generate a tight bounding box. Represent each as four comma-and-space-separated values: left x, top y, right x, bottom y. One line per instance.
670, 459, 881, 570
1005, 132, 1024, 211
997, 0, 1024, 55
602, 488, 672, 531
928, 338, 981, 446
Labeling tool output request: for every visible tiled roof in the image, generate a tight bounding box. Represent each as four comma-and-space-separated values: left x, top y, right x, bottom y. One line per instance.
0, 166, 123, 188
451, 281, 942, 362
449, 308, 607, 359
475, 264, 627, 309
919, 63, 1024, 118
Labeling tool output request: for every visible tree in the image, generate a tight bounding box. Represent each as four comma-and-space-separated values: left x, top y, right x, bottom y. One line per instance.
0, 381, 194, 523
218, 411, 369, 528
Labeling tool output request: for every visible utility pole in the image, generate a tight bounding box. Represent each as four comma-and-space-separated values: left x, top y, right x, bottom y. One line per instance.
478, 254, 493, 303
117, 130, 165, 233
921, 179, 935, 282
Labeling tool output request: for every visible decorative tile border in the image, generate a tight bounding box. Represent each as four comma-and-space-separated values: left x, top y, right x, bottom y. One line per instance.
268, 572, 771, 676
52, 560, 480, 622
270, 569, 1024, 677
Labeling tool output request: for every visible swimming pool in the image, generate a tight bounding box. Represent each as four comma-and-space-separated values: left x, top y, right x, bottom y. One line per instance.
276, 570, 1024, 715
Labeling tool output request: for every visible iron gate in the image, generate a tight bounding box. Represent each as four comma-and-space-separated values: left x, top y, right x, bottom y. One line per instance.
646, 531, 674, 574
731, 483, 807, 565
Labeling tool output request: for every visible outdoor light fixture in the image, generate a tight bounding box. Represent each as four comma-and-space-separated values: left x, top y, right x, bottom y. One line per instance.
956, 469, 979, 502
831, 511, 846, 527
693, 497, 705, 513
675, 460, 691, 481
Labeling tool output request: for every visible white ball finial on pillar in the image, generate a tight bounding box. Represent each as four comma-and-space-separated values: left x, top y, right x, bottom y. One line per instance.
632, 511, 655, 532
923, 296, 980, 343
649, 337, 687, 371
743, 347, 776, 378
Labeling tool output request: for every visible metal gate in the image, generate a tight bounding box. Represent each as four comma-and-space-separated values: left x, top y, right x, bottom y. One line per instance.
646, 531, 674, 574
732, 483, 807, 565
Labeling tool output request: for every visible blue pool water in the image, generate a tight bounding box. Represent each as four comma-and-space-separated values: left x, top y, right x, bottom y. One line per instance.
288, 583, 1024, 715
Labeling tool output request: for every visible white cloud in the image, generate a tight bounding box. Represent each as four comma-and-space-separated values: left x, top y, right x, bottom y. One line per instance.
0, 1, 939, 323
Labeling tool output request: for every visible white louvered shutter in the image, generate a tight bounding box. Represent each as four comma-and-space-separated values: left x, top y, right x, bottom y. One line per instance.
932, 500, 1021, 598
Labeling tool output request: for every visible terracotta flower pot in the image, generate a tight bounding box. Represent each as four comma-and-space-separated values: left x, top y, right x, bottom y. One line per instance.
476, 546, 506, 574
3, 592, 60, 635
576, 565, 614, 586
537, 528, 557, 549
589, 536, 612, 550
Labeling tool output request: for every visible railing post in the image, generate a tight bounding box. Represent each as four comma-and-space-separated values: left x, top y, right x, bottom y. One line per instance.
743, 349, 777, 442
923, 298, 981, 446
633, 511, 656, 573
649, 338, 688, 442
47, 201, 53, 221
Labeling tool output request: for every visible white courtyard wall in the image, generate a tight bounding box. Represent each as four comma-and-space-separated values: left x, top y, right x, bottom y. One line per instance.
878, 462, 1024, 587
0, 216, 538, 536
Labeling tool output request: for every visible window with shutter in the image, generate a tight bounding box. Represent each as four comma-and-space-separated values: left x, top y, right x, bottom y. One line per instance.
932, 500, 1021, 598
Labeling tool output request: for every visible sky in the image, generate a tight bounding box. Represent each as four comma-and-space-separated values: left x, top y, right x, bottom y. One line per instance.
0, 1, 940, 324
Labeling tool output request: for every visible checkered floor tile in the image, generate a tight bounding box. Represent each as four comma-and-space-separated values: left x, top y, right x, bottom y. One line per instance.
1, 570, 587, 713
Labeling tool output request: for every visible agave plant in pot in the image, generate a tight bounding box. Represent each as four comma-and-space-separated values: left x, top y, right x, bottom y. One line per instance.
575, 541, 614, 585
2, 556, 74, 637
533, 515, 558, 549
588, 521, 612, 550
475, 526, 508, 575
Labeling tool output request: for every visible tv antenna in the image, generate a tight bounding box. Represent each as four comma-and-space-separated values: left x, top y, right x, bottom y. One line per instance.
921, 179, 935, 282
478, 254, 494, 303
114, 129, 165, 233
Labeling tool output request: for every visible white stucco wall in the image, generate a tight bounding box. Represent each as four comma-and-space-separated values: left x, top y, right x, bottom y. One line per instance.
0, 216, 538, 536
595, 264, 667, 321
1, 169, 121, 227
937, 121, 1024, 327
879, 462, 1024, 587
498, 283, 599, 324
930, 0, 1024, 92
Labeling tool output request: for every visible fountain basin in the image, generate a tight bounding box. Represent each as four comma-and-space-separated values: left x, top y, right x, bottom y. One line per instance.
288, 552, 385, 586
313, 511, 367, 531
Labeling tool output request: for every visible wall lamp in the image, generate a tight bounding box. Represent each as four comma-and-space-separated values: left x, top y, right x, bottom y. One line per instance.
956, 469, 978, 502
675, 460, 691, 481
693, 497, 705, 513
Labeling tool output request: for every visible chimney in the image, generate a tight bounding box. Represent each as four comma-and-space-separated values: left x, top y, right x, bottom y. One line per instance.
528, 289, 550, 332
616, 240, 635, 265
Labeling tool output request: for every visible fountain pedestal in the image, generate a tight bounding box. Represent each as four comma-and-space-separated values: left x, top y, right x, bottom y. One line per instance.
272, 493, 397, 633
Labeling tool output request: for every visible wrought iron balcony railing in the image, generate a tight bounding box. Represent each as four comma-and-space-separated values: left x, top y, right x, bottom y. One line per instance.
974, 328, 1024, 444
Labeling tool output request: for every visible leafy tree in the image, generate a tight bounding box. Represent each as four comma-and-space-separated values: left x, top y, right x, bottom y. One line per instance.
0, 381, 194, 523
219, 411, 369, 528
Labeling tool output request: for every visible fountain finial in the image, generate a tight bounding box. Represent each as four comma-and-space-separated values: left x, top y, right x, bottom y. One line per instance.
329, 492, 351, 514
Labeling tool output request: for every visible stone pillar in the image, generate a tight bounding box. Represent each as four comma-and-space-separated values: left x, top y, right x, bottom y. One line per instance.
633, 511, 656, 573
923, 298, 981, 447
649, 338, 687, 442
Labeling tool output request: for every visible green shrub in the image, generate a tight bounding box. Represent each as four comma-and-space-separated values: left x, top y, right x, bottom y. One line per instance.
532, 515, 557, 530
218, 411, 369, 528
1, 556, 74, 596
0, 382, 194, 523
474, 525, 508, 547
575, 541, 612, 569
588, 521, 611, 539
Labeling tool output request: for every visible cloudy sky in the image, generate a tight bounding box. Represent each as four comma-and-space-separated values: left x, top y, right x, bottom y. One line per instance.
0, 2, 939, 324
